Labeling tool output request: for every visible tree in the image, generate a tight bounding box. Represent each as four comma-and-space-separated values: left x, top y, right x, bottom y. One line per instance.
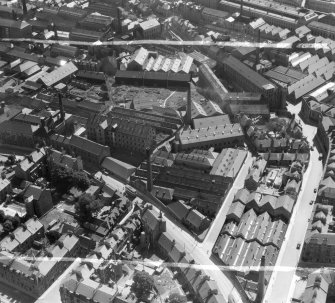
50, 166, 73, 193
75, 193, 103, 223
3, 220, 14, 232
46, 230, 61, 244
50, 166, 90, 193
132, 271, 154, 298
11, 215, 21, 229
7, 154, 16, 164
72, 171, 90, 191
168, 293, 187, 303
0, 210, 5, 223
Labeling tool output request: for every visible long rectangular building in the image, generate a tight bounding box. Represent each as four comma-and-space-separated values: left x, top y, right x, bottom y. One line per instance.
308, 21, 335, 40
175, 123, 244, 151
222, 56, 283, 110
224, 0, 305, 19
198, 63, 228, 105
218, 0, 298, 30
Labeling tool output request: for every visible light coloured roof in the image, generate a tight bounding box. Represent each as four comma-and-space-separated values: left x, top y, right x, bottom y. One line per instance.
179, 123, 243, 145
39, 62, 78, 87
139, 18, 160, 31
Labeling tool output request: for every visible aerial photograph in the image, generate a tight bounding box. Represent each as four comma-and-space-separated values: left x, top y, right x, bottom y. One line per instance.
0, 0, 334, 302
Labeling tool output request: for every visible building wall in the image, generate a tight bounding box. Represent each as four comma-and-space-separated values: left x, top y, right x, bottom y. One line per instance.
137, 24, 161, 39
34, 189, 53, 217
0, 236, 79, 298
301, 238, 335, 264
306, 0, 335, 12
70, 144, 110, 167
0, 131, 35, 148
176, 135, 245, 152
0, 24, 32, 39
309, 23, 335, 39
196, 0, 220, 9
218, 1, 298, 30
222, 62, 283, 110
15, 160, 45, 182
0, 181, 11, 202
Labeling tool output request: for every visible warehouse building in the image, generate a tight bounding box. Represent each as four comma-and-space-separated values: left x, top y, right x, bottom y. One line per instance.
222, 56, 284, 111
0, 19, 31, 38
175, 123, 244, 151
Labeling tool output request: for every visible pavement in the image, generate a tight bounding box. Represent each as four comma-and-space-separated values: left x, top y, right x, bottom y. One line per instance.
264, 102, 323, 303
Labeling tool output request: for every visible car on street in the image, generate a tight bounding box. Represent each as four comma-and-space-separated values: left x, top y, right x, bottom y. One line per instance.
314, 188, 317, 193
310, 201, 314, 205
297, 243, 301, 249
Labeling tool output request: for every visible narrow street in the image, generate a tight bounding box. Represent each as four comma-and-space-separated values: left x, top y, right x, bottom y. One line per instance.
264, 102, 323, 303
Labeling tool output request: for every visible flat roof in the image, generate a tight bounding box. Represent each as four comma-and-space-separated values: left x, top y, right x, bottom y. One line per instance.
140, 18, 160, 31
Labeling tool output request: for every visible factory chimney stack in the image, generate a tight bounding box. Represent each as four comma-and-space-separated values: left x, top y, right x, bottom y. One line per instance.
146, 148, 153, 192
58, 93, 65, 121
255, 255, 266, 303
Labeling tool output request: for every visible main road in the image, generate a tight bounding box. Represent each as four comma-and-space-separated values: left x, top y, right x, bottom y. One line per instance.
264, 102, 324, 303
137, 151, 254, 303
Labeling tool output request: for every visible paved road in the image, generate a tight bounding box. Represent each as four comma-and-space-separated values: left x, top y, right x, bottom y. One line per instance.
200, 151, 253, 253
264, 103, 323, 303
137, 154, 254, 303
264, 149, 322, 303
166, 212, 246, 303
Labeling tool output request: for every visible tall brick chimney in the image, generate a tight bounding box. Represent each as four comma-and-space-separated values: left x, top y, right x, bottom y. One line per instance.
58, 93, 65, 121
21, 0, 27, 16
185, 82, 192, 125
255, 255, 266, 303
52, 22, 58, 40
117, 7, 122, 34
146, 148, 153, 192
254, 29, 261, 71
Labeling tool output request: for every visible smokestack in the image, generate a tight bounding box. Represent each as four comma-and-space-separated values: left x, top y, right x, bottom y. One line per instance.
51, 23, 58, 40
58, 93, 65, 121
240, 0, 243, 17
255, 255, 266, 303
12, 9, 17, 20
146, 148, 153, 193
117, 7, 122, 34
185, 82, 192, 125
21, 0, 27, 16
254, 29, 261, 71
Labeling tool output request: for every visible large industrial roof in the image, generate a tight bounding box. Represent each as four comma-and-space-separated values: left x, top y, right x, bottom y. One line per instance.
223, 55, 276, 91
39, 61, 78, 87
